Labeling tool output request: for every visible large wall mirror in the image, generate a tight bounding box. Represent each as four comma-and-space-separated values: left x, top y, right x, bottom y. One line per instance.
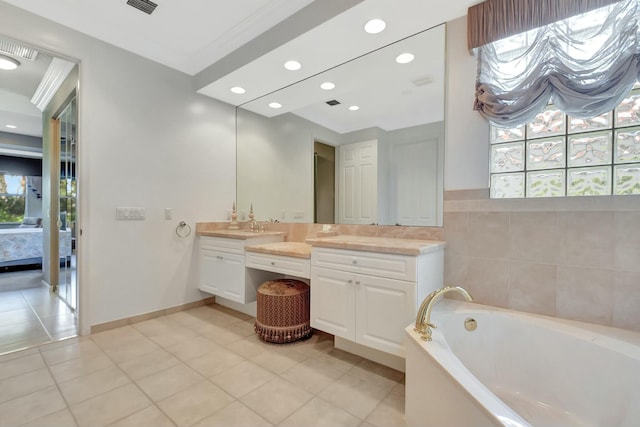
237, 24, 445, 226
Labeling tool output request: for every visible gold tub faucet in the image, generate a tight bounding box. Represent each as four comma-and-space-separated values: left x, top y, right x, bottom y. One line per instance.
414, 286, 473, 341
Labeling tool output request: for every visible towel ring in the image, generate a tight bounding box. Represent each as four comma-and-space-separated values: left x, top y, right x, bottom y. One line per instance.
176, 221, 192, 238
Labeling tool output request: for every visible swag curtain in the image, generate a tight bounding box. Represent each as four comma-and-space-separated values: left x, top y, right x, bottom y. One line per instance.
472, 0, 640, 127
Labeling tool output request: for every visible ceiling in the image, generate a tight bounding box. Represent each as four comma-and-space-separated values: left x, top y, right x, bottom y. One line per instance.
0, 0, 478, 138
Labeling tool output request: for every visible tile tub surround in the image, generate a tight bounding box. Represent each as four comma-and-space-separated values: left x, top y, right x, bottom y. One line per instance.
0, 303, 407, 427
443, 191, 640, 332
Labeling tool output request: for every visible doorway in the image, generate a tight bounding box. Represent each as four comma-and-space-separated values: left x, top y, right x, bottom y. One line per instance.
55, 96, 78, 312
313, 141, 335, 224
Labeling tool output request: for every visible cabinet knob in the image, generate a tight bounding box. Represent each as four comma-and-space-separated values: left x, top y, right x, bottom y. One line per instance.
270, 261, 275, 266
347, 279, 353, 284
355, 280, 361, 285
352, 260, 357, 265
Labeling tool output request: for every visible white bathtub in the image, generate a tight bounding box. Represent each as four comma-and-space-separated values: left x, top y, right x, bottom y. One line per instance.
405, 300, 640, 427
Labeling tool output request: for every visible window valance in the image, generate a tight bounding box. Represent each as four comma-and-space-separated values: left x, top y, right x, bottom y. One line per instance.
473, 0, 640, 127
467, 0, 623, 50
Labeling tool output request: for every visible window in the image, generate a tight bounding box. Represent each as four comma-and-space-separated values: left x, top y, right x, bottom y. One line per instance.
490, 88, 640, 198
0, 174, 26, 222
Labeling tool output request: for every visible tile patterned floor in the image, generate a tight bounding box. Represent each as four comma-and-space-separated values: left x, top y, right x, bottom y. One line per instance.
0, 303, 407, 427
0, 271, 78, 355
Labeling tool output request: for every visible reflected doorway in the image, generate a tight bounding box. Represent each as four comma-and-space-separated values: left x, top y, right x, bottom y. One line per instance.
314, 141, 335, 224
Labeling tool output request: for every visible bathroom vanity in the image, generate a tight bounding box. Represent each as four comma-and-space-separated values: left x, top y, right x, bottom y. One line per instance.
305, 235, 445, 364
197, 227, 445, 370
197, 230, 285, 304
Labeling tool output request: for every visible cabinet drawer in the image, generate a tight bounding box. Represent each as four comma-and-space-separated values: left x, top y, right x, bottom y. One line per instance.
311, 247, 416, 282
246, 252, 310, 279
200, 236, 245, 254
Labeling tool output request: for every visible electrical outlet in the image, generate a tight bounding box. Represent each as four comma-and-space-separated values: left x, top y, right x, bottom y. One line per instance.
293, 211, 304, 219
164, 208, 172, 220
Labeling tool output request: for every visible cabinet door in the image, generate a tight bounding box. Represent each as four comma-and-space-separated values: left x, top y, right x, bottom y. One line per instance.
355, 274, 416, 356
199, 249, 246, 303
310, 267, 356, 340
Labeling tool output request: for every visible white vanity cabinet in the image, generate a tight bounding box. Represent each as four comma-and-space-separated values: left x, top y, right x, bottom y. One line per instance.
310, 244, 443, 357
198, 234, 283, 304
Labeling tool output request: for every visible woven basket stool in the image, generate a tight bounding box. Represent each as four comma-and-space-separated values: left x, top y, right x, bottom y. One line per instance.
255, 279, 311, 344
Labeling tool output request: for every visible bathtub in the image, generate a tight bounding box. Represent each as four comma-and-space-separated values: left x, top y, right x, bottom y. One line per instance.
405, 300, 640, 427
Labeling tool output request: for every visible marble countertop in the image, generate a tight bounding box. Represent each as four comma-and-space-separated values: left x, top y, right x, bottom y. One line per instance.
305, 235, 446, 256
197, 229, 287, 239
245, 242, 312, 259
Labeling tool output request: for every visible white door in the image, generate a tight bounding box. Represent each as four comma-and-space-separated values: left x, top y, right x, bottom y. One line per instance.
389, 138, 439, 226
355, 274, 416, 356
337, 140, 377, 224
310, 266, 355, 339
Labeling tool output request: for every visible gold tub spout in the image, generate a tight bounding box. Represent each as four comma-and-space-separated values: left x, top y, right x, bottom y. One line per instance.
414, 286, 473, 341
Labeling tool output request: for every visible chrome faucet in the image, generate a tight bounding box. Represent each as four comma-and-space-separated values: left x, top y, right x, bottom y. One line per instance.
414, 286, 473, 341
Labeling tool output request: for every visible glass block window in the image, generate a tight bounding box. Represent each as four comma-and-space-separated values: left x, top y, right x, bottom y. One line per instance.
490, 87, 640, 198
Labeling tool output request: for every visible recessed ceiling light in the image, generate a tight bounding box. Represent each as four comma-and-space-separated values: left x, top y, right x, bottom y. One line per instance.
284, 60, 301, 71
364, 18, 386, 34
0, 54, 20, 71
230, 86, 246, 94
320, 82, 335, 90
269, 102, 282, 109
396, 53, 415, 64
5, 125, 16, 129
349, 106, 360, 111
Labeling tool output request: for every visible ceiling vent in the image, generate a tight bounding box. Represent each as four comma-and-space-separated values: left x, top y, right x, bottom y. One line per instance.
0, 38, 38, 61
326, 100, 341, 106
126, 0, 158, 15
412, 75, 433, 87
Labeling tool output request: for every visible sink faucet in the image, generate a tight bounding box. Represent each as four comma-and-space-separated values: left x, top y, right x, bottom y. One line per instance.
414, 286, 472, 341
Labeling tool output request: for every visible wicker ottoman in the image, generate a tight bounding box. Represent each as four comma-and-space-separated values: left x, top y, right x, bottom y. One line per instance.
255, 279, 311, 344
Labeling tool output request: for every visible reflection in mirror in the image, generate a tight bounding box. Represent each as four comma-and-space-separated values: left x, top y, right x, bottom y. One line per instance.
237, 24, 445, 226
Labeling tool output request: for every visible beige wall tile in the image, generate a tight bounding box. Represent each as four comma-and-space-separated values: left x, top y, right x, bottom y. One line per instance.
466, 258, 508, 308
614, 212, 640, 272
556, 266, 613, 325
444, 253, 468, 289
558, 211, 614, 269
613, 270, 640, 331
509, 211, 558, 263
443, 212, 468, 256
508, 262, 557, 316
468, 212, 509, 258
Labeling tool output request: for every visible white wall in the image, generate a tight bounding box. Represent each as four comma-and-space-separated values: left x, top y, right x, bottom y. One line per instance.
236, 109, 342, 223
0, 2, 236, 328
444, 17, 490, 191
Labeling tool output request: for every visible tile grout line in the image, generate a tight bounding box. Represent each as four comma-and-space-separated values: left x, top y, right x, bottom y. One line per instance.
21, 289, 54, 342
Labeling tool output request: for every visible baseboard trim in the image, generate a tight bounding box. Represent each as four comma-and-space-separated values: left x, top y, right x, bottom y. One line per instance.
90, 297, 216, 334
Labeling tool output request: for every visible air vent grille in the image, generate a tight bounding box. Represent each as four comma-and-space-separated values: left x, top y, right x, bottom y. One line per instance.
326, 100, 341, 106
0, 39, 38, 61
412, 75, 433, 87
126, 0, 158, 15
